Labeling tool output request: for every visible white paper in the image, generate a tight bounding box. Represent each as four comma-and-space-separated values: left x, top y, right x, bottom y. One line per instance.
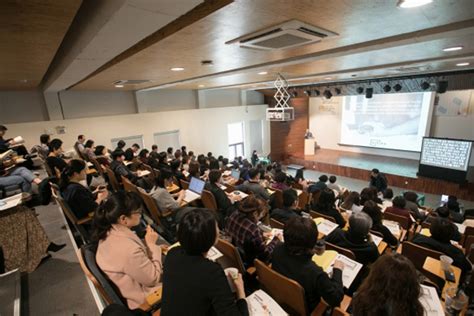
265, 228, 284, 245
0, 194, 22, 211
420, 285, 444, 316
326, 254, 362, 288
218, 184, 227, 191
454, 223, 466, 234
13, 136, 24, 144
295, 189, 303, 196
86, 161, 94, 167
246, 290, 288, 316
0, 149, 14, 160
222, 170, 232, 176
369, 233, 383, 246
206, 246, 223, 261
137, 170, 151, 177
317, 219, 338, 236
382, 220, 400, 237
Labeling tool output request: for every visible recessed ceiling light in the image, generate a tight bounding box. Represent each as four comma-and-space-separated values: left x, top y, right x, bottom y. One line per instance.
324, 77, 332, 80
114, 84, 124, 88
198, 84, 205, 88
397, 0, 432, 8
443, 46, 463, 52
258, 71, 268, 75
170, 67, 184, 71
456, 62, 470, 67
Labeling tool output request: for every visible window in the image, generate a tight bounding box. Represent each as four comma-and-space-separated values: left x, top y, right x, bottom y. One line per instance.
228, 122, 244, 160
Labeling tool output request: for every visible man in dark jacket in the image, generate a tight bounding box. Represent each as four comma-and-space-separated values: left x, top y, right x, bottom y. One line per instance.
271, 188, 301, 224
369, 168, 387, 193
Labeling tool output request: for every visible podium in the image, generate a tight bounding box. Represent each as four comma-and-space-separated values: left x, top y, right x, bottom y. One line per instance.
304, 139, 315, 155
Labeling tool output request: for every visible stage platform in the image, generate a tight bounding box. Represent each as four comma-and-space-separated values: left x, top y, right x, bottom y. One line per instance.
288, 149, 474, 201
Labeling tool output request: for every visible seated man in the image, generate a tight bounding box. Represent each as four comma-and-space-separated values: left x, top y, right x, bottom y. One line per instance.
236, 168, 270, 201
74, 134, 86, 153
423, 206, 462, 242
110, 149, 138, 183
272, 217, 344, 311
46, 138, 68, 177
412, 217, 471, 274
325, 212, 379, 265
271, 189, 301, 224
308, 175, 328, 193
205, 170, 240, 221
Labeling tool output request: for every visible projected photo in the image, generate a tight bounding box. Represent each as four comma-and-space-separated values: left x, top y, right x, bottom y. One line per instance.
340, 92, 434, 152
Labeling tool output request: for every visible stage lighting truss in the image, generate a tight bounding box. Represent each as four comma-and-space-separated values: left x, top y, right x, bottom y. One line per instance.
267, 73, 295, 121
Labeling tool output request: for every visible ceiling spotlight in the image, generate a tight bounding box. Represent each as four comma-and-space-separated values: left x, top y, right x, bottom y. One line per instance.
456, 62, 470, 67
258, 71, 268, 75
356, 87, 364, 94
393, 84, 402, 92
291, 90, 298, 98
170, 67, 184, 71
304, 90, 312, 96
397, 0, 432, 8
323, 89, 332, 99
313, 89, 320, 96
420, 81, 430, 90
443, 46, 463, 52
324, 77, 332, 80
437, 81, 448, 94
335, 88, 342, 95
198, 84, 205, 88
383, 84, 392, 93
114, 84, 124, 88
365, 87, 374, 99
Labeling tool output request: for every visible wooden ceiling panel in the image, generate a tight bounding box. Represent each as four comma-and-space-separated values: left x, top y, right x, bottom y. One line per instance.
0, 0, 82, 90
72, 0, 474, 90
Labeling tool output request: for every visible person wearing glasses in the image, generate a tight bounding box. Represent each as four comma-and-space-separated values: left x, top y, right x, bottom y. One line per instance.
94, 191, 163, 310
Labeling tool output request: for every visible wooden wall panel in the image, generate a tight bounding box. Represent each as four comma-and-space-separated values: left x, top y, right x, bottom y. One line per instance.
268, 97, 309, 161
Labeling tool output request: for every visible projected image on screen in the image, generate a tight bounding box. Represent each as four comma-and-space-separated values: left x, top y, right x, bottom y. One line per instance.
420, 138, 472, 171
340, 92, 434, 151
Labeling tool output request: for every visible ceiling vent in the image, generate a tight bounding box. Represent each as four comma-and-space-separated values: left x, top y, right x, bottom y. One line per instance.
113, 80, 150, 85
388, 65, 432, 74
227, 20, 337, 50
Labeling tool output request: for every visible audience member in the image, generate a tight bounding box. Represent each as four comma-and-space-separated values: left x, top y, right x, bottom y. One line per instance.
226, 196, 282, 265
236, 168, 270, 201
446, 196, 463, 223
180, 145, 187, 156
206, 170, 241, 222
150, 144, 159, 159
83, 139, 96, 160
362, 201, 398, 246
403, 191, 427, 221
138, 149, 149, 165
115, 140, 126, 152
359, 187, 381, 205
327, 175, 342, 195
272, 217, 344, 310
352, 254, 424, 316
308, 175, 328, 193
74, 135, 86, 153
340, 191, 362, 213
61, 159, 108, 220
424, 206, 462, 241
166, 147, 174, 160
412, 217, 471, 274
251, 150, 259, 166
293, 168, 309, 190
384, 196, 414, 227
271, 171, 289, 191
271, 188, 301, 224
150, 169, 186, 213
174, 149, 182, 161
325, 212, 379, 265
94, 145, 111, 166
369, 168, 387, 193
161, 209, 248, 315
312, 188, 346, 227
46, 138, 68, 177
94, 191, 163, 310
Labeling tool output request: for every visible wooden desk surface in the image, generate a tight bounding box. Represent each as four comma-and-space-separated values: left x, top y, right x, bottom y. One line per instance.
378, 241, 388, 254
86, 167, 97, 175
423, 257, 461, 299
166, 183, 180, 193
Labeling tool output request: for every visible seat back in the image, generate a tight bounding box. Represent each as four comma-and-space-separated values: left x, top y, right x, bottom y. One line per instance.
121, 176, 139, 194
332, 307, 349, 316
270, 218, 285, 229
297, 191, 309, 210
139, 191, 163, 225
325, 242, 357, 261
89, 157, 104, 177
105, 167, 121, 192
180, 179, 189, 190
383, 211, 411, 230
401, 241, 443, 271
214, 239, 246, 275
43, 162, 54, 178
272, 188, 284, 209
309, 210, 337, 223
254, 259, 308, 316
201, 189, 218, 211
77, 244, 124, 306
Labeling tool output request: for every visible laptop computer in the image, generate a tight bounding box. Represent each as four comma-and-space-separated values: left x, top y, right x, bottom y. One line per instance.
440, 194, 449, 206
183, 177, 205, 203
231, 169, 240, 180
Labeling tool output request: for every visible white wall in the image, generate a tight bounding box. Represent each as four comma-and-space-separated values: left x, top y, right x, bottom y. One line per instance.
198, 89, 242, 108
5, 105, 271, 159
309, 89, 474, 165
135, 89, 198, 112
58, 90, 137, 119
0, 90, 49, 123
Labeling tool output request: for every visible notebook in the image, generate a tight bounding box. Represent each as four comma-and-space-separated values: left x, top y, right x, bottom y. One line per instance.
246, 290, 288, 316
183, 177, 205, 203
369, 233, 383, 246
313, 251, 363, 288
313, 218, 338, 236
420, 285, 443, 316
0, 193, 23, 212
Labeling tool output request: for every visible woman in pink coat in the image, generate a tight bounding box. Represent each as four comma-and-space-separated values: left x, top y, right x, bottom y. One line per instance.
94, 191, 163, 309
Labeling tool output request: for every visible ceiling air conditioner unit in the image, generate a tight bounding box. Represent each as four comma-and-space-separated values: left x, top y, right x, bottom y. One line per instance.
229, 20, 337, 50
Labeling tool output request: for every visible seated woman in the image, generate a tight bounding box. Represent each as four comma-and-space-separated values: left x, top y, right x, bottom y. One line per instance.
138, 149, 149, 165
94, 145, 111, 166
226, 196, 282, 266
271, 171, 290, 191
325, 212, 379, 265
352, 253, 424, 316
412, 217, 471, 274
423, 206, 462, 241
312, 188, 346, 227
384, 196, 414, 227
187, 161, 201, 181
361, 201, 398, 247
206, 170, 240, 221
150, 169, 186, 213
272, 217, 344, 310
83, 139, 96, 161
61, 159, 108, 220
340, 191, 362, 213
161, 208, 248, 315
95, 191, 163, 310
46, 138, 68, 178
359, 187, 381, 205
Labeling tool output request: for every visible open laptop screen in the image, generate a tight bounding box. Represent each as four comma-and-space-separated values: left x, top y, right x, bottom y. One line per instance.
189, 177, 205, 195
231, 169, 240, 180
